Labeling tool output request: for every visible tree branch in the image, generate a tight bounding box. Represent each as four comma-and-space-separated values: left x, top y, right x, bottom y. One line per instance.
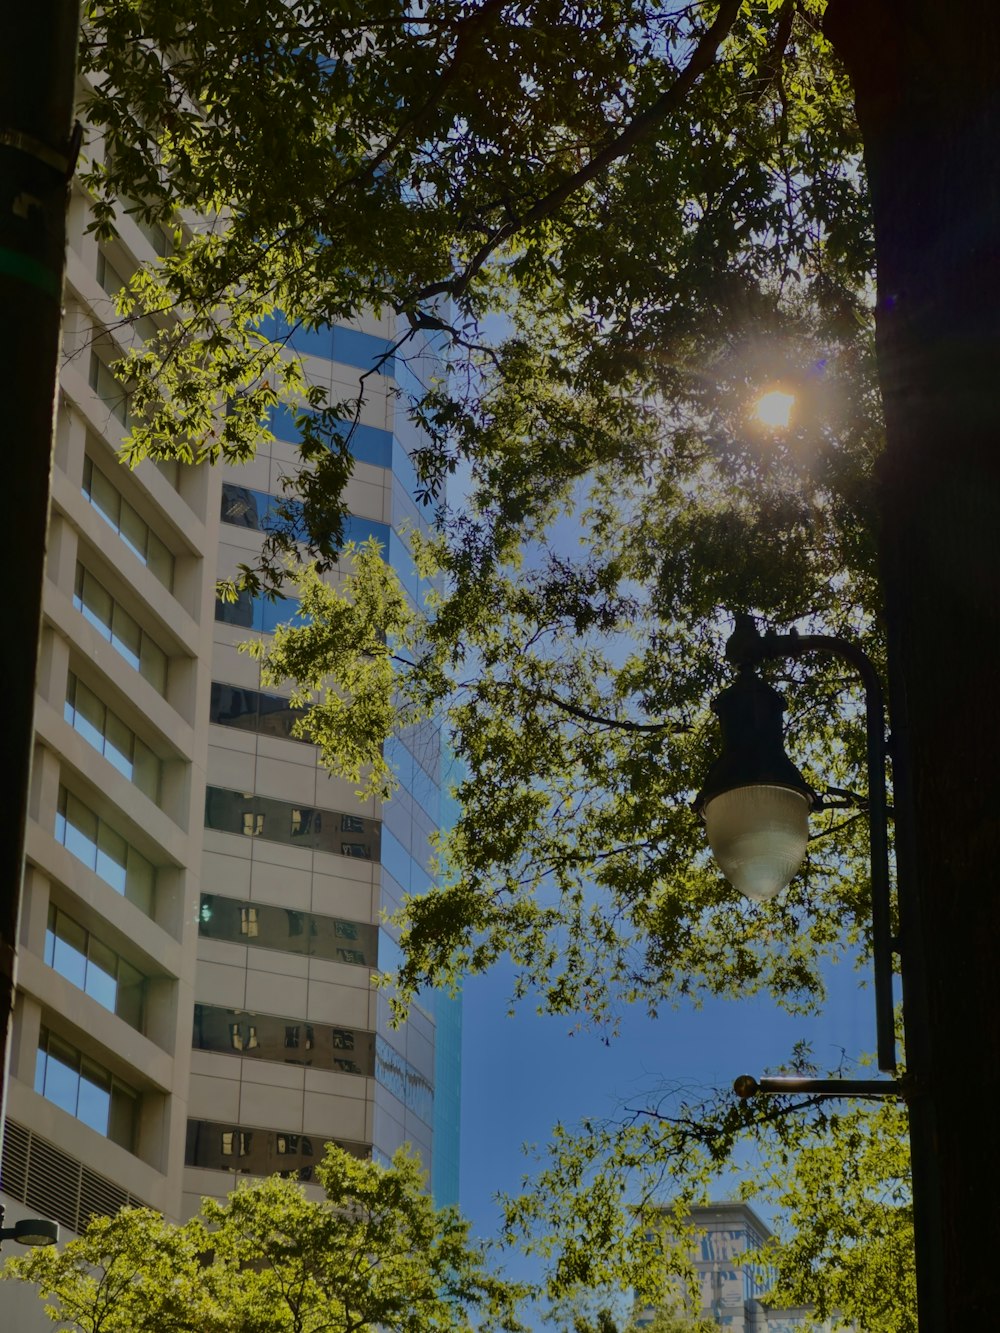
415, 0, 744, 303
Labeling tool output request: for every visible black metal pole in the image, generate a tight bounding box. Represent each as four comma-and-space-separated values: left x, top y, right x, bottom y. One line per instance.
0, 3, 80, 1157
723, 612, 943, 1329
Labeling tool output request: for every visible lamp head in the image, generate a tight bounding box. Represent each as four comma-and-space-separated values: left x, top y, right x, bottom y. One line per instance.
13, 1218, 60, 1246
0, 1206, 59, 1248
695, 668, 815, 901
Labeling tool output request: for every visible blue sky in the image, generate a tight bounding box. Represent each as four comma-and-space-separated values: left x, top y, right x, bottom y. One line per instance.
457, 947, 874, 1292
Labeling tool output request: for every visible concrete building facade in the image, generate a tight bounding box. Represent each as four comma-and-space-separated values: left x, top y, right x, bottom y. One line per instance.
640, 1202, 858, 1332
1, 156, 458, 1320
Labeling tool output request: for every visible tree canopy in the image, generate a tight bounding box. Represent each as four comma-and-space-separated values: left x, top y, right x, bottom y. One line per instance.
3, 1146, 528, 1333
82, 0, 882, 1020
73, 1, 924, 1328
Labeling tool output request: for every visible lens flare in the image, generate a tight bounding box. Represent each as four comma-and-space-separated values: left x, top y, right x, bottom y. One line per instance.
754, 389, 795, 429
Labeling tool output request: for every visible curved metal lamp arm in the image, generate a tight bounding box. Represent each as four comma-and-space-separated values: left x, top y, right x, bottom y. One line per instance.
726, 614, 897, 1074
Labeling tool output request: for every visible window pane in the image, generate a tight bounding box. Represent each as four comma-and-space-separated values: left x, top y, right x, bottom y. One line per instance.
139, 636, 167, 693
210, 683, 259, 729
78, 1059, 112, 1135
61, 792, 99, 870
115, 960, 145, 1031
131, 737, 160, 802
44, 904, 57, 967
85, 936, 118, 1012
124, 846, 154, 915
110, 603, 142, 670
145, 531, 174, 589
70, 676, 107, 754
96, 821, 128, 894
86, 461, 121, 527
221, 484, 263, 529
51, 913, 88, 990
118, 499, 147, 562
43, 1036, 80, 1116
257, 692, 302, 738
108, 1080, 138, 1150
78, 569, 114, 639
197, 893, 377, 968
215, 592, 254, 628
103, 710, 135, 779
259, 595, 302, 634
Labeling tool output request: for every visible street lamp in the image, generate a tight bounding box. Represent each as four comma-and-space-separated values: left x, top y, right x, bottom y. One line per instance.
694, 665, 816, 903
0, 1204, 59, 1250
695, 612, 899, 1081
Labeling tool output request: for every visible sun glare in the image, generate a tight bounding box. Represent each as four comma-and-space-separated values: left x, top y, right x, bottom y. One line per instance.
754, 389, 795, 429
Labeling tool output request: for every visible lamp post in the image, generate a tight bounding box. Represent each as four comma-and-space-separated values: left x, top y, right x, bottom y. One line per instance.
0, 1204, 59, 1250
695, 611, 944, 1329
695, 612, 897, 1076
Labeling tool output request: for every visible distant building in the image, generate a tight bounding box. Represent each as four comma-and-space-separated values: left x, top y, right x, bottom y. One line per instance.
637, 1201, 857, 1332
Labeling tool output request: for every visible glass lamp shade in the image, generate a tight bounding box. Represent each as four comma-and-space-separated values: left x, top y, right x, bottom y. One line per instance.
703, 784, 810, 902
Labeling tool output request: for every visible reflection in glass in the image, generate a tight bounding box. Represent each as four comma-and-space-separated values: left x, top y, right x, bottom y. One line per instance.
214, 591, 306, 633
198, 895, 377, 968
193, 1003, 374, 1074
205, 786, 380, 862
209, 682, 310, 740
375, 1035, 434, 1126
34, 1028, 138, 1150
83, 455, 174, 589
45, 904, 147, 1032
73, 564, 168, 693
65, 673, 161, 802
56, 787, 156, 916
186, 1117, 368, 1176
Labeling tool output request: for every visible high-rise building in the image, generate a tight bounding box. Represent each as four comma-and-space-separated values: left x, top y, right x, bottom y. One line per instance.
0, 153, 458, 1323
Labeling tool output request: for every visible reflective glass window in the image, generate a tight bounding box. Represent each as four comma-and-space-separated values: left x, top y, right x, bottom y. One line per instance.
73, 564, 168, 693
197, 894, 377, 968
89, 352, 130, 425
214, 590, 306, 633
65, 672, 162, 803
186, 1117, 367, 1176
375, 1035, 434, 1126
45, 904, 147, 1032
34, 1028, 138, 1150
204, 786, 380, 862
193, 1003, 374, 1075
83, 455, 174, 589
47, 909, 87, 990
56, 787, 156, 916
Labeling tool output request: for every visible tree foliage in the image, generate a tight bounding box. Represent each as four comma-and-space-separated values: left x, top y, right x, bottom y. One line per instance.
79, 0, 881, 1018
3, 1146, 527, 1333
74, 0, 914, 1326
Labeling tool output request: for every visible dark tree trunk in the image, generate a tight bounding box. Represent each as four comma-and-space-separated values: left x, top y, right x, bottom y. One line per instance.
0, 3, 79, 1162
826, 1, 1000, 1326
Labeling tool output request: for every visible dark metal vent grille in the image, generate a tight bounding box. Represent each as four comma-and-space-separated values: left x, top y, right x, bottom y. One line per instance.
1, 1119, 147, 1234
